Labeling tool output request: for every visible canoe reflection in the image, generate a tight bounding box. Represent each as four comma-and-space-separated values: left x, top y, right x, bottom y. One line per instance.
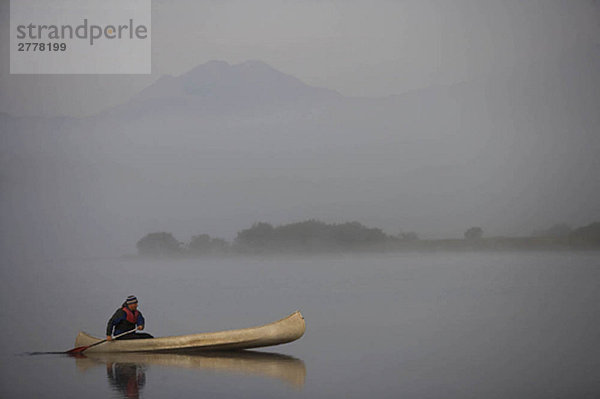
75, 351, 306, 390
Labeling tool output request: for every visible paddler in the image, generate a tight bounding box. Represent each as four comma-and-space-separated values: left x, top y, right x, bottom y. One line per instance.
106, 295, 154, 340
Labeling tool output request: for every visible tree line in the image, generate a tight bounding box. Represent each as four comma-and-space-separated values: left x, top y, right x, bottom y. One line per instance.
135, 220, 600, 257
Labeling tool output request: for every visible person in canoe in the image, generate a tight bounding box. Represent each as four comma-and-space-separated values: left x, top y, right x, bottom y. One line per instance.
106, 295, 154, 340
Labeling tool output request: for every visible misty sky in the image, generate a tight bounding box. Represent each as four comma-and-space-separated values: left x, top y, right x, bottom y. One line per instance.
1, 0, 599, 116
1, 0, 599, 261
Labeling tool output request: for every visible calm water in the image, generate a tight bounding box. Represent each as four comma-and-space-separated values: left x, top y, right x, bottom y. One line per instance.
1, 251, 599, 398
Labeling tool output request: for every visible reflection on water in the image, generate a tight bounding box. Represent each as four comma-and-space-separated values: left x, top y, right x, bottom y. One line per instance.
75, 350, 306, 394
106, 362, 146, 399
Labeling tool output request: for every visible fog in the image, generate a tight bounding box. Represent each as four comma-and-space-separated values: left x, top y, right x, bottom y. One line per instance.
1, 2, 600, 398
1, 0, 599, 262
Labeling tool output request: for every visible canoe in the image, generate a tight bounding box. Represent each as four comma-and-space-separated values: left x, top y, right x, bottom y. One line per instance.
74, 311, 305, 353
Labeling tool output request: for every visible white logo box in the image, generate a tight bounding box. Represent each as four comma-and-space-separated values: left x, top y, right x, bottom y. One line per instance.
10, 0, 151, 74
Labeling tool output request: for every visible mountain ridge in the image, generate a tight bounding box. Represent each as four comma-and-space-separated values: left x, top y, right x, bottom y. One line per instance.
132, 60, 340, 106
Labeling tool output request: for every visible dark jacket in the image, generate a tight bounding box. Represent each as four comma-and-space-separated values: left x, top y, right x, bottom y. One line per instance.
106, 304, 145, 336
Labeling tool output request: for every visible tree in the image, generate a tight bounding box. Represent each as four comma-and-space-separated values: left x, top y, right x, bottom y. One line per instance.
233, 220, 391, 252
235, 222, 275, 249
569, 222, 600, 244
532, 223, 572, 237
188, 234, 212, 254
398, 232, 419, 241
136, 232, 182, 256
331, 221, 388, 247
189, 234, 230, 255
208, 238, 229, 254
464, 227, 483, 240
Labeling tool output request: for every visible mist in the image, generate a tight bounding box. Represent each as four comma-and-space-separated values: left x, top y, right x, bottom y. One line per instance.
2, 2, 600, 398
1, 0, 599, 262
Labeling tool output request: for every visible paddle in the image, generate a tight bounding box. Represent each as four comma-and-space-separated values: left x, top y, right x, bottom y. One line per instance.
66, 328, 138, 354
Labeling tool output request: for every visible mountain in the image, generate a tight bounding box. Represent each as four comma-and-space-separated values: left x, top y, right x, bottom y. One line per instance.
1, 54, 599, 261
102, 60, 340, 118
140, 60, 339, 101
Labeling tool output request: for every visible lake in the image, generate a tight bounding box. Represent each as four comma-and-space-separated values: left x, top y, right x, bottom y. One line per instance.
1, 251, 599, 398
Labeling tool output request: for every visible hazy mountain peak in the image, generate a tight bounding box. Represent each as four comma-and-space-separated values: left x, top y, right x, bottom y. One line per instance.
181, 60, 231, 79
234, 59, 281, 73
132, 60, 340, 108
180, 60, 305, 92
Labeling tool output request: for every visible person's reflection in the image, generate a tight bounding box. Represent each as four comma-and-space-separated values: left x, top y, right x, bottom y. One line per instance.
106, 362, 146, 399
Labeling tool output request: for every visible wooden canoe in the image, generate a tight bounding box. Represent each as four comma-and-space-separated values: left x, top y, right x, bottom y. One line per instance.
74, 311, 305, 353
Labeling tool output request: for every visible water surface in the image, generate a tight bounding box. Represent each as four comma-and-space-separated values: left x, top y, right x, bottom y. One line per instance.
1, 251, 599, 398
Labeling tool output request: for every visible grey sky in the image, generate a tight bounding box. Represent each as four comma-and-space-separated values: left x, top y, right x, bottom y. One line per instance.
1, 0, 599, 261
1, 0, 599, 116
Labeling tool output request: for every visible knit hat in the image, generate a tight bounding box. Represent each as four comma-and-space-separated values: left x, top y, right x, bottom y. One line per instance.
126, 295, 138, 305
